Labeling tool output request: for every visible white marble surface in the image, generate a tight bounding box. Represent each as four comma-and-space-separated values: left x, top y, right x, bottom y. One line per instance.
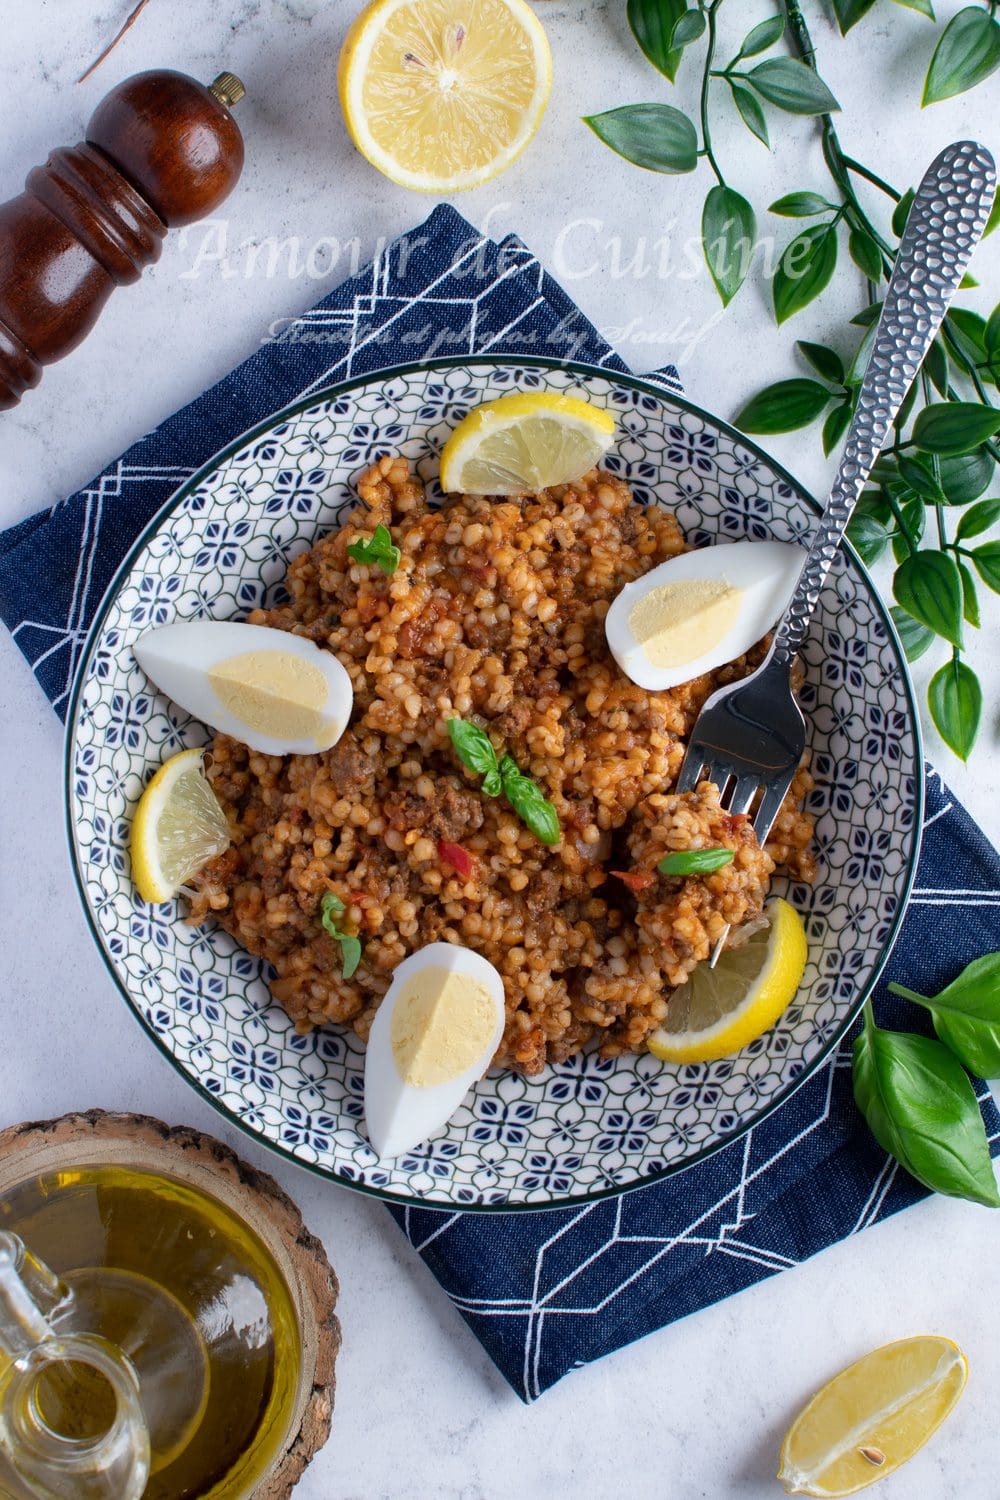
1, 3, 999, 1496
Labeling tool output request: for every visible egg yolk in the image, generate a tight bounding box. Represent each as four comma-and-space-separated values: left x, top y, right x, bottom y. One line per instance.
629, 578, 744, 669
208, 650, 333, 742
390, 967, 496, 1087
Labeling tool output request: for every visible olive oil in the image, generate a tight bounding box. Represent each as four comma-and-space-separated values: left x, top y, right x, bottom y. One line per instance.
0, 1167, 301, 1500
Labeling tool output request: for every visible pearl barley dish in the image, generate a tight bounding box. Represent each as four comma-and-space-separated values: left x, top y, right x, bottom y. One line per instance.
188, 455, 816, 1076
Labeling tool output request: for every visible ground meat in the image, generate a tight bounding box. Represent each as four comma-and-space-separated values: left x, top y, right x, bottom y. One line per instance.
189, 454, 814, 1075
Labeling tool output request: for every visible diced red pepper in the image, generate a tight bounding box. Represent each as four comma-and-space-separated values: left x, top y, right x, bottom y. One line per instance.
438, 840, 477, 879
610, 869, 655, 895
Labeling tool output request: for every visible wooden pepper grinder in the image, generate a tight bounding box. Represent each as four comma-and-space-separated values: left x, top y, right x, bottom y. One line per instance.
0, 69, 246, 411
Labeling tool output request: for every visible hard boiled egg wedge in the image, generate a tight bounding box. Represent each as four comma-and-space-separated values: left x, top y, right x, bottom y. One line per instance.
605, 540, 805, 692
134, 621, 353, 756
364, 943, 506, 1159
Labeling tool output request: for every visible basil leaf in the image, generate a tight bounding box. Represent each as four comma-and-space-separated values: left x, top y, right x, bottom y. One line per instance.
897, 454, 942, 502
482, 768, 502, 798
928, 658, 982, 760
890, 606, 936, 663
959, 562, 981, 629
583, 104, 698, 174
773, 224, 839, 325
939, 447, 994, 504
338, 934, 362, 980
499, 755, 560, 846
769, 191, 837, 218
912, 402, 1000, 457
797, 340, 845, 384
848, 225, 883, 281
702, 186, 757, 306
347, 523, 401, 576
846, 512, 893, 567
734, 378, 832, 434
971, 540, 1000, 593
892, 189, 915, 239
670, 8, 705, 47
746, 57, 840, 114
853, 1020, 1000, 1207
729, 82, 769, 147
822, 399, 853, 458
321, 891, 363, 980
890, 955, 1000, 1076
627, 0, 686, 81
321, 892, 345, 918
893, 551, 964, 647
447, 718, 500, 783
736, 14, 785, 57
923, 6, 1000, 105
657, 848, 735, 876
925, 337, 949, 396
956, 498, 1000, 540
832, 0, 877, 32
934, 1012, 1000, 1078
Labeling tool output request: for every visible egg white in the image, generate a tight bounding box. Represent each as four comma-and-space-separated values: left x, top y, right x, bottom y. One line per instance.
605, 540, 806, 691
134, 620, 353, 756
364, 943, 506, 1159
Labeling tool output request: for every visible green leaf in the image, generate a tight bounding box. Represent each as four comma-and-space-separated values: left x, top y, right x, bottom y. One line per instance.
959, 562, 980, 628
320, 890, 363, 980
832, 0, 877, 32
626, 0, 686, 80
985, 303, 1000, 354
734, 379, 832, 434
893, 551, 964, 647
925, 337, 949, 397
670, 7, 705, 46
846, 318, 878, 387
822, 399, 853, 457
346, 523, 401, 576
746, 57, 841, 114
891, 497, 924, 564
929, 657, 982, 760
773, 224, 839, 324
447, 717, 500, 784
498, 754, 561, 846
797, 341, 845, 384
893, 0, 934, 16
960, 273, 979, 289
657, 848, 736, 875
987, 197, 1000, 239
956, 497, 1000, 539
893, 375, 920, 434
702, 186, 757, 306
971, 539, 1000, 592
890, 605, 936, 663
923, 6, 1000, 104
583, 104, 698, 174
892, 953, 1000, 1023
736, 14, 786, 58
848, 224, 883, 281
940, 447, 995, 504
338, 933, 362, 980
847, 512, 893, 566
768, 191, 836, 218
935, 1011, 1000, 1077
729, 81, 770, 147
912, 402, 1000, 457
850, 300, 883, 327
892, 188, 915, 239
853, 1020, 1000, 1206
897, 454, 942, 502
945, 308, 988, 365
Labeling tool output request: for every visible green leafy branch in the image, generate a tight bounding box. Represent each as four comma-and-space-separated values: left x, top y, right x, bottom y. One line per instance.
832, 0, 1000, 107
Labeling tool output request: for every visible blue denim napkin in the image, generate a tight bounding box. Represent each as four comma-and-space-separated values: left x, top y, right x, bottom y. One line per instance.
2, 204, 997, 1402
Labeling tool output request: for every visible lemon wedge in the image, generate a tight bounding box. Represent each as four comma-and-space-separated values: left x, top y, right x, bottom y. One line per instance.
647, 897, 807, 1064
338, 0, 552, 192
439, 392, 616, 494
779, 1336, 968, 1496
130, 748, 231, 904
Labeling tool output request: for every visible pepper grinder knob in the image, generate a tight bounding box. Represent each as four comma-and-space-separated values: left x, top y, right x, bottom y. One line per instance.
0, 68, 247, 412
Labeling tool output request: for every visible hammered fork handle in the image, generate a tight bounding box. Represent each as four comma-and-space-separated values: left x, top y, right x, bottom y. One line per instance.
770, 140, 996, 667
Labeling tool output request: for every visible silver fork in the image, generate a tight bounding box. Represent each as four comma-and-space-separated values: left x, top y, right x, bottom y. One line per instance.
675, 139, 996, 961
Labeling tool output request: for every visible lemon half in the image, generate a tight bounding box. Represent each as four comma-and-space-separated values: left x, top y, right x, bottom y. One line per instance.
338, 0, 552, 192
779, 1336, 968, 1496
130, 748, 231, 904
647, 897, 808, 1064
439, 391, 616, 494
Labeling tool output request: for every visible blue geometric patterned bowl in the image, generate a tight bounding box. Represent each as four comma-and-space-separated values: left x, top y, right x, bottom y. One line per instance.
66, 357, 922, 1210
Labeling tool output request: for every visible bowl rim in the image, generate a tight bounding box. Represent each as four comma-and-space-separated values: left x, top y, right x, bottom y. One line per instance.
64, 352, 925, 1213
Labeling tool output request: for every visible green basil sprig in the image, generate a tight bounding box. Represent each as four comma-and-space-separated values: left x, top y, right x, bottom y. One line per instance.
447, 719, 560, 846
890, 955, 1000, 1079
347, 524, 401, 576
657, 848, 735, 876
853, 1007, 1000, 1207
320, 891, 363, 979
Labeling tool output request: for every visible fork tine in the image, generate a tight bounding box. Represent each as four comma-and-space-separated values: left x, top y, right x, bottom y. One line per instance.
727, 775, 762, 818
752, 773, 797, 847
674, 746, 708, 794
